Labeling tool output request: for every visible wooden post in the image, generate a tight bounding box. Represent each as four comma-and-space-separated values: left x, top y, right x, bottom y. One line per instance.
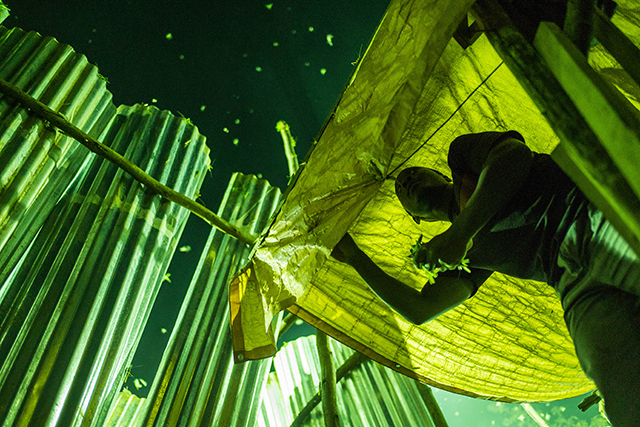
316, 330, 340, 427
471, 0, 640, 257
0, 77, 257, 246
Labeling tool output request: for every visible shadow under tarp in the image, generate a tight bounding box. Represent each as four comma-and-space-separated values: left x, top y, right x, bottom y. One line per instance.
230, 0, 640, 402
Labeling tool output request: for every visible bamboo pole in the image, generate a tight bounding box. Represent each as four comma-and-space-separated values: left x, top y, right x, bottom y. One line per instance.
414, 382, 450, 427
290, 351, 366, 427
0, 77, 257, 246
316, 330, 340, 427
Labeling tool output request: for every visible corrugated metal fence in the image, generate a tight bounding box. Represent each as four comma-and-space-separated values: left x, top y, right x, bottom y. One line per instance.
105, 173, 282, 427
0, 25, 116, 286
0, 26, 211, 427
259, 336, 438, 427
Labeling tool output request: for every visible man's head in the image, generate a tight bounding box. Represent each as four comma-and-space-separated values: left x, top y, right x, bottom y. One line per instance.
394, 167, 452, 224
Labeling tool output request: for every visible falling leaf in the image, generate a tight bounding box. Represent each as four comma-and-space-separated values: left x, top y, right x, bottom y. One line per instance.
326, 34, 334, 46
265, 3, 273, 9
273, 42, 279, 47
234, 119, 241, 125
320, 68, 327, 75
200, 105, 206, 111
163, 273, 171, 283
223, 127, 230, 133
233, 138, 240, 146
152, 98, 158, 103
166, 33, 173, 40
179, 245, 191, 253
255, 66, 262, 72
161, 328, 168, 334
134, 378, 148, 389
308, 26, 314, 32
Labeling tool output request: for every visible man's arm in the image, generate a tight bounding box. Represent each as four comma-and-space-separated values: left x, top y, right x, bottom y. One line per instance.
450, 137, 533, 243
332, 234, 475, 324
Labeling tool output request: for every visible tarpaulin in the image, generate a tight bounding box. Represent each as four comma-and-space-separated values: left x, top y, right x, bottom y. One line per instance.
230, 0, 640, 401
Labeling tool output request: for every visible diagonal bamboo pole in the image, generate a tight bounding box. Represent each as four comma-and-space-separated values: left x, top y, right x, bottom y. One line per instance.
289, 351, 367, 427
414, 382, 450, 427
0, 77, 256, 246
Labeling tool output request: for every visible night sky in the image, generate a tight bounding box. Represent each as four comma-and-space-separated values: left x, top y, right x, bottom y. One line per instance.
3, 2, 602, 425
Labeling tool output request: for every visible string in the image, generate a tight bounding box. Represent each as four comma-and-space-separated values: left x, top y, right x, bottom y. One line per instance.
388, 61, 504, 178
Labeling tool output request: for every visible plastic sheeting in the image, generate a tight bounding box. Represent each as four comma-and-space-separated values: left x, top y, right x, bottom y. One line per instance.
231, 0, 640, 402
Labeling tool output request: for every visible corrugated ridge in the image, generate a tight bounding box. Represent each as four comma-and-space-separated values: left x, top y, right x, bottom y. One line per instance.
0, 26, 117, 284
0, 102, 209, 427
136, 172, 281, 427
258, 336, 437, 427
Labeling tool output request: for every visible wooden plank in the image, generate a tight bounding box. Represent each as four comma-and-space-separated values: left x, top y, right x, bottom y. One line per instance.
472, 0, 640, 257
534, 21, 640, 200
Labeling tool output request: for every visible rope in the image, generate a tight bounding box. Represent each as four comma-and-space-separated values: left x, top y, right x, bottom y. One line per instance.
388, 61, 504, 178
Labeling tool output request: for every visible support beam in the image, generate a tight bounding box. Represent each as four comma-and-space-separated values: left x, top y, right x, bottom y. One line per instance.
472, 0, 640, 257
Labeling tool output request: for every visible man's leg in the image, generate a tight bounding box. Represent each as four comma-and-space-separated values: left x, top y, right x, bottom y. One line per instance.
565, 285, 640, 427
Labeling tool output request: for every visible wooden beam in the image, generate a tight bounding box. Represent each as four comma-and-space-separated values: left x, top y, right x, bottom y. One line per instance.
471, 0, 640, 257
564, 0, 596, 55
534, 21, 640, 199
593, 7, 640, 89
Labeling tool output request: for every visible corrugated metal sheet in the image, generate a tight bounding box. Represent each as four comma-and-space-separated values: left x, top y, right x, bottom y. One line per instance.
0, 25, 117, 285
0, 99, 210, 427
131, 172, 281, 427
258, 336, 438, 427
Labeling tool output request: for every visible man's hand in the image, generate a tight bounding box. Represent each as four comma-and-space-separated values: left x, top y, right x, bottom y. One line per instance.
412, 227, 471, 271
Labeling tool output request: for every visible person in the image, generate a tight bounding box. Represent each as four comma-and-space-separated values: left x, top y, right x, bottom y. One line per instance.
332, 131, 640, 426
